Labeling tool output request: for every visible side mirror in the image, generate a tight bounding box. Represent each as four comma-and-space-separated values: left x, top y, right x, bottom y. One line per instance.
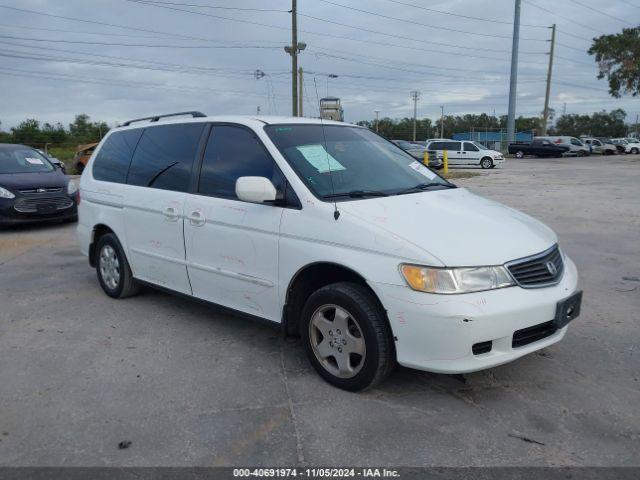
235, 176, 277, 204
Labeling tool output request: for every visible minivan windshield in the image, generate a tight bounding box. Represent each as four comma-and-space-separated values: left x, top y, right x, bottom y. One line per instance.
265, 125, 452, 200
0, 147, 54, 174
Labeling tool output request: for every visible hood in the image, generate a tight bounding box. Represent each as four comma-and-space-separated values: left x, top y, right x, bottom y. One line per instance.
0, 170, 68, 191
338, 188, 557, 266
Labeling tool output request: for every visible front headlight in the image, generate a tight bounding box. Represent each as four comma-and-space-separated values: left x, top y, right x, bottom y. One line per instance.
0, 186, 15, 199
400, 264, 515, 294
67, 180, 78, 195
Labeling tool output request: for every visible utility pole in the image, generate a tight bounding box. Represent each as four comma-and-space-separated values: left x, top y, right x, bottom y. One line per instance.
257, 106, 261, 115
440, 105, 445, 139
562, 102, 567, 116
374, 110, 380, 132
541, 23, 556, 136
283, 1, 305, 116
507, 0, 521, 143
298, 67, 304, 117
635, 114, 639, 136
291, 0, 297, 116
410, 91, 420, 141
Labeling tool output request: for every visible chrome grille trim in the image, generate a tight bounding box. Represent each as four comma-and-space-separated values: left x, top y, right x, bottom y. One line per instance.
14, 196, 74, 213
18, 187, 63, 194
506, 244, 564, 288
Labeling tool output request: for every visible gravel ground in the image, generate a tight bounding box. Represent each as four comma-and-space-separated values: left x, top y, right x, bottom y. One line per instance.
0, 155, 638, 467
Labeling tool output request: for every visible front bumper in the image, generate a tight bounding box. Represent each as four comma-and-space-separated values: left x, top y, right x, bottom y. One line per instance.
371, 256, 579, 374
0, 195, 77, 225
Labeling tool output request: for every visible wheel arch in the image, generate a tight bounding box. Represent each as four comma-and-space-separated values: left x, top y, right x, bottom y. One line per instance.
282, 261, 385, 337
89, 223, 115, 267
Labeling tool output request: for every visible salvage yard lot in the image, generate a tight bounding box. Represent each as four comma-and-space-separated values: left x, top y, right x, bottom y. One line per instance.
0, 155, 638, 466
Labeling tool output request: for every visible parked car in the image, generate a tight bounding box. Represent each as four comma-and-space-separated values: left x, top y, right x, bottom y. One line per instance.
426, 140, 504, 168
73, 142, 99, 173
581, 137, 617, 155
78, 112, 581, 391
611, 138, 638, 154
37, 149, 67, 174
508, 138, 569, 158
622, 138, 640, 154
544, 136, 590, 156
603, 138, 627, 154
0, 144, 78, 225
391, 139, 425, 159
390, 140, 442, 169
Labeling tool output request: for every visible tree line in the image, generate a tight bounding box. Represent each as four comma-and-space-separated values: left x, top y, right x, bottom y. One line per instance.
0, 114, 110, 147
357, 109, 632, 141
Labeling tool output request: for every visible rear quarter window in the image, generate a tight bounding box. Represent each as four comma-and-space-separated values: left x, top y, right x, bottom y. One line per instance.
93, 129, 143, 183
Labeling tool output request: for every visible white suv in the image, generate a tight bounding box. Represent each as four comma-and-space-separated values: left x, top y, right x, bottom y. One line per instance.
77, 112, 581, 391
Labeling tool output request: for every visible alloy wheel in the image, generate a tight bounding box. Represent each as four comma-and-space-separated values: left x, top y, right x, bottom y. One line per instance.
99, 244, 120, 290
308, 304, 366, 379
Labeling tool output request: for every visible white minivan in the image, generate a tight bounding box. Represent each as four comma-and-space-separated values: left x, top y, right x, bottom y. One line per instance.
426, 140, 505, 169
77, 112, 581, 391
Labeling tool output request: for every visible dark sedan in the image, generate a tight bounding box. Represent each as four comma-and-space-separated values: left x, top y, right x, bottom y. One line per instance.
0, 144, 77, 226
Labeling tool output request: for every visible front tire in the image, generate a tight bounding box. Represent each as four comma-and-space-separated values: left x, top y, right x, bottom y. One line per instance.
480, 157, 494, 169
514, 150, 524, 159
301, 282, 394, 391
631, 147, 639, 155
96, 233, 139, 299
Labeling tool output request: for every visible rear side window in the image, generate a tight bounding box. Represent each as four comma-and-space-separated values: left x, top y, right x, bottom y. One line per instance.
127, 123, 205, 192
443, 142, 461, 151
93, 129, 143, 183
198, 125, 285, 200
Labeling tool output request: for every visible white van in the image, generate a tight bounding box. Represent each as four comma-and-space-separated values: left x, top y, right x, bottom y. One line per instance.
77, 113, 581, 391
545, 136, 590, 156
426, 140, 505, 169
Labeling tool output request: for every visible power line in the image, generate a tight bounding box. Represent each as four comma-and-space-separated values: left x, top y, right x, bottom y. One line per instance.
0, 4, 287, 46
0, 33, 282, 49
523, 0, 607, 34
378, 0, 549, 28
127, 0, 288, 13
308, 0, 549, 41
567, 0, 636, 26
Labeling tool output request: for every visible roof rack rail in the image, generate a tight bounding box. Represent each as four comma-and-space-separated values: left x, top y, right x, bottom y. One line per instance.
121, 111, 206, 127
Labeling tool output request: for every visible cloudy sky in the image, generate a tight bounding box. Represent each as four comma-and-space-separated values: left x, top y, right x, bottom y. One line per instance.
0, 0, 638, 130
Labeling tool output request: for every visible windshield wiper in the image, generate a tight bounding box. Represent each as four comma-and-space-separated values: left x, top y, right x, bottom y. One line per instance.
322, 190, 389, 199
396, 182, 456, 195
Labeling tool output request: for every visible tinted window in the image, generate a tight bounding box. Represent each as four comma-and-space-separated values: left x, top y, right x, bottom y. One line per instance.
463, 142, 479, 152
199, 125, 285, 200
443, 142, 461, 151
428, 142, 443, 150
127, 123, 204, 192
93, 129, 142, 183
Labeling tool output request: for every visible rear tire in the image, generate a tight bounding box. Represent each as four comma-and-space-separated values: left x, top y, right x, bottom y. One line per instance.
301, 282, 394, 391
95, 233, 139, 299
480, 157, 494, 169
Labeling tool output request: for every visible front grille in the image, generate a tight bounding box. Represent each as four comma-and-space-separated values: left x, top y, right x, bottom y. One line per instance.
18, 187, 63, 194
14, 196, 73, 213
512, 320, 557, 348
506, 244, 564, 288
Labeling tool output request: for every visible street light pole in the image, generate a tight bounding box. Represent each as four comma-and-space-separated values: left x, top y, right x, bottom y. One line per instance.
507, 0, 522, 143
374, 110, 380, 132
440, 105, 445, 139
291, 0, 298, 116
410, 91, 420, 142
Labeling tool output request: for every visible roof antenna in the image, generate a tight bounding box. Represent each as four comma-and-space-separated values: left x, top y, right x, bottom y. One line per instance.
313, 76, 340, 220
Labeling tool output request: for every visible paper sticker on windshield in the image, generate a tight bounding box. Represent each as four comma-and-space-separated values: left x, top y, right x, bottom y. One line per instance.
409, 161, 436, 179
296, 145, 346, 173
25, 157, 44, 165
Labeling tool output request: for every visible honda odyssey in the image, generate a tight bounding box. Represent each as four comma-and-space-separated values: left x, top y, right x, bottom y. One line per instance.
77, 112, 582, 391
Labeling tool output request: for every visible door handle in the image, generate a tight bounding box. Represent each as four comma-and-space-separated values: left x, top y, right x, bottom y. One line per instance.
163, 206, 179, 221
188, 210, 206, 227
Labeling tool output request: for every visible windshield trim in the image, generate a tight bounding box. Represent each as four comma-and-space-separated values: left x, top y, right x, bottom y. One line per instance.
263, 123, 453, 203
